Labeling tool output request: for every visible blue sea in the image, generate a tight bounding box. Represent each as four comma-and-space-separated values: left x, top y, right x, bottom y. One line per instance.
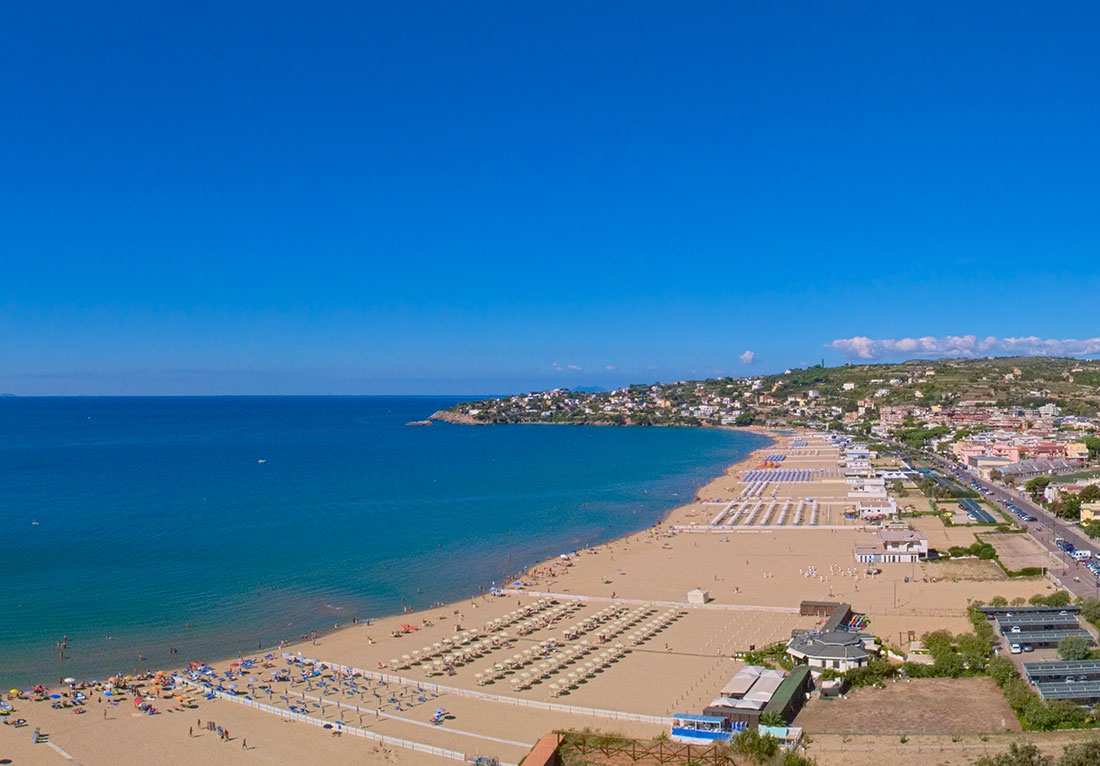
0, 396, 768, 688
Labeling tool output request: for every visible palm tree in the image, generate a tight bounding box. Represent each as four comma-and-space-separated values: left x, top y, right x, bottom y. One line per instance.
760, 710, 785, 727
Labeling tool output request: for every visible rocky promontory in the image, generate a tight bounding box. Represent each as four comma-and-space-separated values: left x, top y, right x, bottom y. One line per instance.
429, 410, 485, 425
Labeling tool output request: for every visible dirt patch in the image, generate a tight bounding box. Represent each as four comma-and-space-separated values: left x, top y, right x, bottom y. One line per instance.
797, 677, 1019, 735
921, 558, 1007, 582
984, 533, 1054, 572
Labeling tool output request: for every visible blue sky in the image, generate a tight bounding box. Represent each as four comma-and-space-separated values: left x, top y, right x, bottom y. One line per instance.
2, 2, 1099, 394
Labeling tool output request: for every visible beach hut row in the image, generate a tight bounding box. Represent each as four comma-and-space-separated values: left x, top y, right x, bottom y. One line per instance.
564, 604, 657, 643
513, 602, 581, 636
547, 647, 626, 696
483, 597, 576, 633
625, 609, 682, 646
475, 639, 626, 690
559, 604, 630, 640
389, 628, 492, 670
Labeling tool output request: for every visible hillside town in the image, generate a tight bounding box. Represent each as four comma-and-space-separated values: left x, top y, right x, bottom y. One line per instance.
440, 357, 1100, 530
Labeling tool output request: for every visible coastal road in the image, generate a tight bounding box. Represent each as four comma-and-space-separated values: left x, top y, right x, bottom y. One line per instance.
908, 447, 1100, 603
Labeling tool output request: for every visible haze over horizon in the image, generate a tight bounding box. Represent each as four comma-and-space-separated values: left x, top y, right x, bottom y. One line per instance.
3, 2, 1099, 395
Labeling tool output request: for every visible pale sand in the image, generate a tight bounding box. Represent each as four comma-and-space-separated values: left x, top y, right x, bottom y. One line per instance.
1, 431, 1060, 764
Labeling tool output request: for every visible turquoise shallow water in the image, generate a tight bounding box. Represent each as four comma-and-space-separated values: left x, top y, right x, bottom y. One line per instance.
0, 396, 768, 687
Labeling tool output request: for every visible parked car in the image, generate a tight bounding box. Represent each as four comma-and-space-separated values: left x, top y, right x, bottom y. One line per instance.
1010, 644, 1022, 654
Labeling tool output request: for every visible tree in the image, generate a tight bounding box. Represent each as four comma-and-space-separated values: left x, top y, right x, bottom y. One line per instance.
1025, 476, 1051, 497
1059, 493, 1083, 521
1081, 485, 1100, 503
987, 656, 1019, 687
973, 742, 1052, 766
1058, 635, 1091, 661
759, 710, 785, 727
1045, 590, 1072, 607
1080, 597, 1100, 626
958, 632, 991, 671
780, 754, 817, 766
1085, 436, 1100, 460
933, 650, 966, 678
732, 729, 780, 763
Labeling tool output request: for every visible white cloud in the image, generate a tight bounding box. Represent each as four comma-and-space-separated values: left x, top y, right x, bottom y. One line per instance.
552, 361, 582, 371
604, 365, 616, 371
739, 350, 755, 364
825, 335, 1100, 360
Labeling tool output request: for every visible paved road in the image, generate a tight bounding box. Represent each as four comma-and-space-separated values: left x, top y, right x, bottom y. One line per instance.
907, 447, 1100, 602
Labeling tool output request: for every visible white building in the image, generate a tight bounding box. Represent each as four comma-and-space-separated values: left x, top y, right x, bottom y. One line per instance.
856, 496, 899, 519
854, 529, 928, 563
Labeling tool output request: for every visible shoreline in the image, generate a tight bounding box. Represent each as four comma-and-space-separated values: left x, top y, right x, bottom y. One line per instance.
6, 428, 1071, 766
8, 429, 775, 695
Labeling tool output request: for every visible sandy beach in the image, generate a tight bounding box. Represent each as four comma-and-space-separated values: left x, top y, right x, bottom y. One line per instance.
2, 430, 1077, 765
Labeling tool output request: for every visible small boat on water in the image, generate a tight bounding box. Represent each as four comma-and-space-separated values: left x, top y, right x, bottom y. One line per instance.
257, 459, 267, 464
405, 420, 433, 427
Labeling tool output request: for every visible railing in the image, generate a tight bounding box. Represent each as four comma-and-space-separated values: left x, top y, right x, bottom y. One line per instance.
275, 661, 673, 726
175, 676, 516, 766
504, 589, 799, 614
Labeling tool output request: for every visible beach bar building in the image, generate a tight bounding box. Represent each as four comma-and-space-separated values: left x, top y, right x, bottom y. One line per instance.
787, 606, 875, 672
669, 713, 733, 744
704, 664, 813, 729
787, 630, 874, 672
704, 665, 784, 729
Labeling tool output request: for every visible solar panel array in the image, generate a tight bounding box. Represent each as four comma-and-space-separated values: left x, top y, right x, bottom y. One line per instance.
1006, 628, 1093, 646
1025, 660, 1100, 699
980, 605, 1080, 616
959, 498, 995, 523
1024, 660, 1100, 679
1035, 681, 1100, 699
996, 614, 1080, 629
